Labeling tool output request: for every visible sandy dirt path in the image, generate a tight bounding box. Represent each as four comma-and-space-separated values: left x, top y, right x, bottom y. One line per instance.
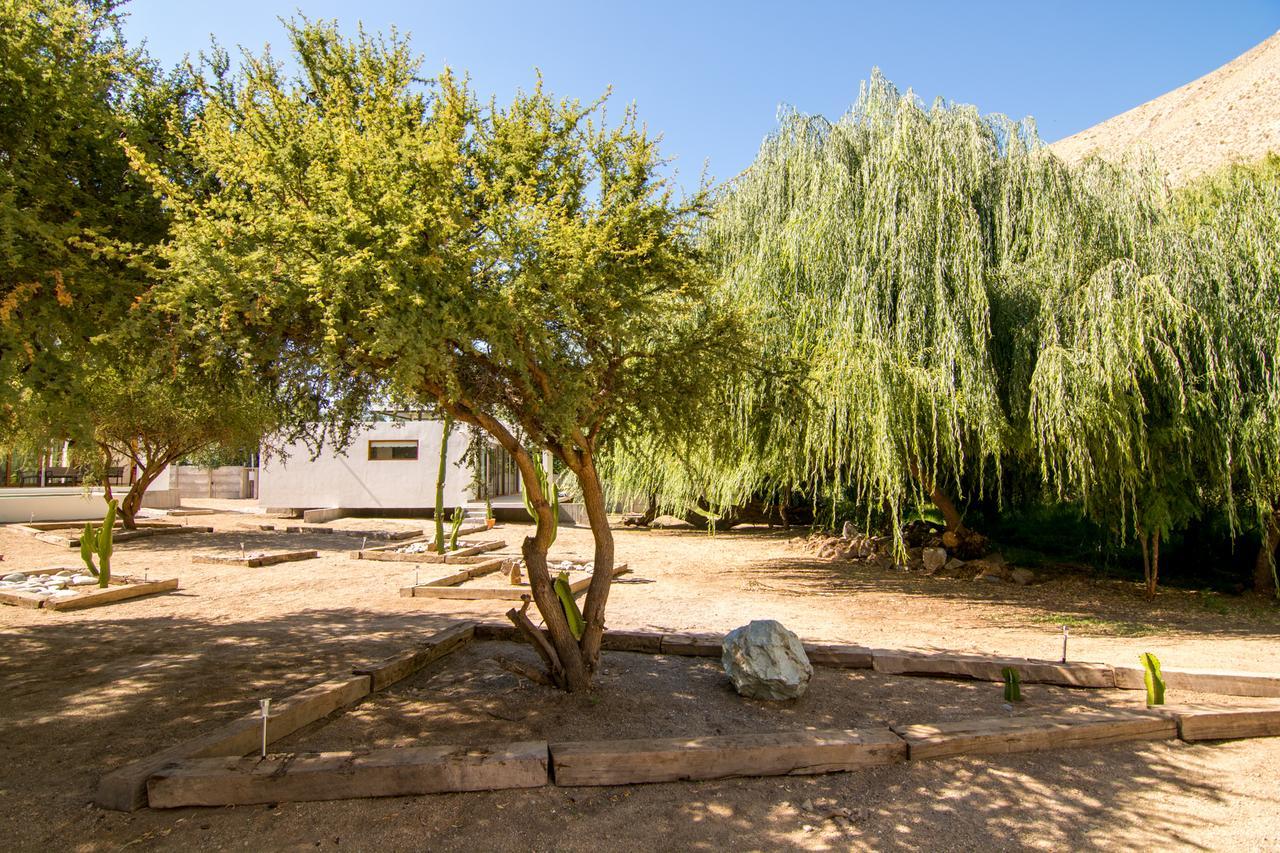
1, 504, 1277, 851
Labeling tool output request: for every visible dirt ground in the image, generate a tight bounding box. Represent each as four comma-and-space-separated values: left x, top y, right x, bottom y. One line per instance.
1, 499, 1279, 851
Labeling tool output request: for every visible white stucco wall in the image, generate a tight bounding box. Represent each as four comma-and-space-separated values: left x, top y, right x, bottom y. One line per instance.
0, 487, 109, 523
258, 421, 474, 511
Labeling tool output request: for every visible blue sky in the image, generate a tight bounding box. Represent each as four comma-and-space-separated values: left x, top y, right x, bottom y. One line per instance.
121, 1, 1279, 190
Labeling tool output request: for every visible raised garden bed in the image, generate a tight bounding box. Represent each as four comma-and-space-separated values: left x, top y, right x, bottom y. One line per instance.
0, 567, 178, 610
7, 521, 214, 548
399, 559, 629, 600
94, 622, 1280, 812
356, 538, 506, 563
192, 549, 319, 568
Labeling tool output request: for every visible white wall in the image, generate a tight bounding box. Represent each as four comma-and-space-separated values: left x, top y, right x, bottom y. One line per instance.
0, 487, 109, 523
258, 421, 474, 511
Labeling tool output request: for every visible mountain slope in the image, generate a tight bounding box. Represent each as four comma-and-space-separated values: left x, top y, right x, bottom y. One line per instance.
1052, 31, 1280, 184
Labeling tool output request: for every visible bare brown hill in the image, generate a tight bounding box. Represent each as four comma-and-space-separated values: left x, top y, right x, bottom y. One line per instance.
1052, 30, 1280, 184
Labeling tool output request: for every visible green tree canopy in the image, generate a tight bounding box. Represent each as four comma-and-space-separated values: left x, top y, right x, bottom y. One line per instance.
150, 20, 740, 689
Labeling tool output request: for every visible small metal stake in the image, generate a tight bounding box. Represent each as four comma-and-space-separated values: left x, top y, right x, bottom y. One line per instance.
362, 537, 368, 552
240, 542, 246, 559
259, 698, 271, 758
1061, 625, 1069, 663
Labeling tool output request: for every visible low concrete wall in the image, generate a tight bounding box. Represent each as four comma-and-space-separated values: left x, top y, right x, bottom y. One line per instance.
0, 487, 109, 523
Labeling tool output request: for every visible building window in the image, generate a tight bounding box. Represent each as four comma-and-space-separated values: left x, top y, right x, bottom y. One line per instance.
368, 439, 419, 461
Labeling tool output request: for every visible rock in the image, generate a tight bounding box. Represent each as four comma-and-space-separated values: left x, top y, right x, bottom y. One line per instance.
72, 575, 97, 585
2, 572, 26, 583
721, 620, 813, 701
1010, 567, 1036, 586
941, 531, 960, 549
841, 521, 856, 540
55, 570, 74, 577
922, 547, 948, 574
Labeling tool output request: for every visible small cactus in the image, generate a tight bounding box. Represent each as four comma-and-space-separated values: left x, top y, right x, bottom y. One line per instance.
522, 453, 559, 546
80, 498, 117, 588
553, 571, 585, 640
1001, 666, 1023, 703
1140, 652, 1166, 706
449, 506, 465, 551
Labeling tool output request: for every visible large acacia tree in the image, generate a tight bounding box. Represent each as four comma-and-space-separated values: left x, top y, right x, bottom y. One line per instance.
151, 22, 738, 690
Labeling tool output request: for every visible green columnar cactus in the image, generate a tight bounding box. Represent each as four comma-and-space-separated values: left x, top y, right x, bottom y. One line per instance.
449, 506, 464, 551
485, 496, 494, 524
522, 453, 559, 546
553, 571, 585, 640
80, 498, 117, 588
1001, 667, 1023, 703
1140, 652, 1166, 706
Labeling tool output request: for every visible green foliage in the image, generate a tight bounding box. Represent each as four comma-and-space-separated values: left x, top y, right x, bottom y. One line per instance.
79, 498, 117, 588
1001, 667, 1023, 703
1140, 652, 1166, 706
554, 572, 585, 641
484, 497, 493, 523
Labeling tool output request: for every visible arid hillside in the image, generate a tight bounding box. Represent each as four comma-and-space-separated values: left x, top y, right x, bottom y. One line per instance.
1052, 30, 1280, 183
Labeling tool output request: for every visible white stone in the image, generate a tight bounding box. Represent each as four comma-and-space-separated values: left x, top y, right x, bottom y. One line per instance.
71, 575, 98, 586
841, 520, 856, 539
721, 619, 813, 701
922, 547, 948, 574
2, 572, 26, 583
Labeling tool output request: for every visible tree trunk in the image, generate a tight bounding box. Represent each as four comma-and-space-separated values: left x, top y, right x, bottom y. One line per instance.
118, 462, 163, 530
510, 446, 591, 692
435, 416, 452, 554
576, 451, 616, 673
909, 461, 966, 534
1254, 510, 1280, 596
1139, 527, 1160, 597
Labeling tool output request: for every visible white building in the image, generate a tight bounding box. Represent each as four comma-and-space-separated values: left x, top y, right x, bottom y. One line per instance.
259, 418, 523, 518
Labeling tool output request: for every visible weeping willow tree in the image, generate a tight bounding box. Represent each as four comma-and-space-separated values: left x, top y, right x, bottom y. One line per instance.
611, 75, 1146, 541
605, 73, 1254, 596
1169, 155, 1280, 596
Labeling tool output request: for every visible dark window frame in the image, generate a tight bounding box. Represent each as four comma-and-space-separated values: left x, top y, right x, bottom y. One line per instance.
368, 439, 419, 461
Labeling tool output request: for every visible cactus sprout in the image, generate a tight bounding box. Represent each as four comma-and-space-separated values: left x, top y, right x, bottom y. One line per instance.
449, 506, 465, 550
998, 660, 1018, 701
1140, 652, 1165, 706
79, 499, 117, 588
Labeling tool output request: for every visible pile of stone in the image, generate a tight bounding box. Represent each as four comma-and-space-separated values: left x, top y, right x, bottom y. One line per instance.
398, 540, 475, 554
0, 570, 97, 602
799, 521, 1037, 586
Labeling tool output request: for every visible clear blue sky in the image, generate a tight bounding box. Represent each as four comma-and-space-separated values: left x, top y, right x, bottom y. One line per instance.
121, 1, 1279, 189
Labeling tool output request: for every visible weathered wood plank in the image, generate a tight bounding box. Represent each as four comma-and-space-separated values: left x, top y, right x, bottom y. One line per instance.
891, 712, 1175, 761
352, 622, 475, 691
402, 563, 629, 600
95, 673, 371, 811
0, 589, 47, 608
873, 651, 1114, 688
1149, 702, 1280, 741
474, 621, 520, 641
804, 643, 873, 669
1114, 665, 1280, 698
550, 728, 905, 786
601, 630, 665, 654
44, 578, 179, 611
193, 550, 319, 568
659, 632, 723, 657
147, 741, 549, 807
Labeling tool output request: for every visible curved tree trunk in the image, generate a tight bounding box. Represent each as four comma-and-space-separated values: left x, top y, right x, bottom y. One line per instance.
509, 446, 591, 692
118, 463, 162, 530
909, 461, 967, 533
576, 450, 615, 673
1254, 510, 1280, 596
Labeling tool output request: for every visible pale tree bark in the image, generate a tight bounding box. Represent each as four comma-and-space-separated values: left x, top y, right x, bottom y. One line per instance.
574, 450, 615, 673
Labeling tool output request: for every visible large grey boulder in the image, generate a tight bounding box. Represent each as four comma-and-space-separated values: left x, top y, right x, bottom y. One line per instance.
721, 620, 813, 700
